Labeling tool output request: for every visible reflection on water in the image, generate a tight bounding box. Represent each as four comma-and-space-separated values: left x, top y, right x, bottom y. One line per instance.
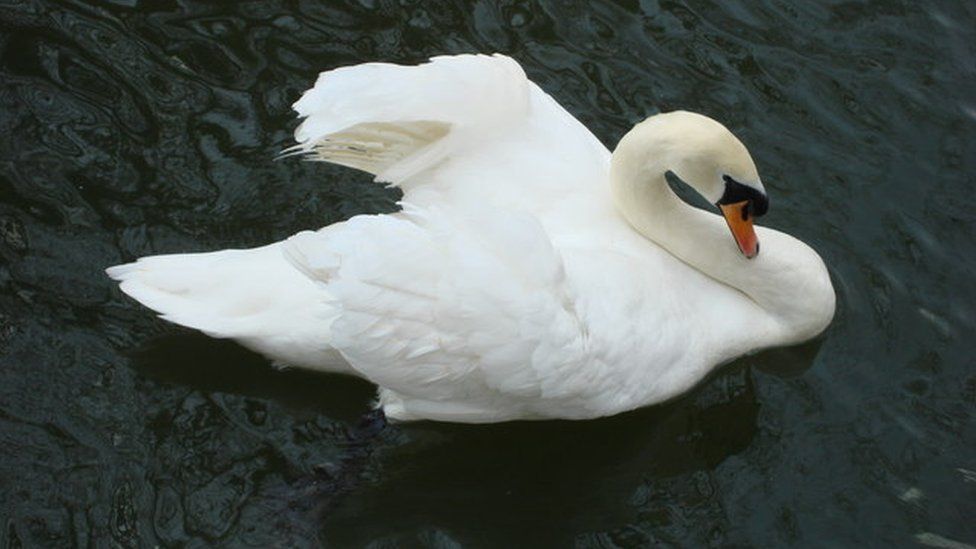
130, 334, 375, 422
128, 333, 766, 546
324, 367, 761, 547
1, 0, 974, 546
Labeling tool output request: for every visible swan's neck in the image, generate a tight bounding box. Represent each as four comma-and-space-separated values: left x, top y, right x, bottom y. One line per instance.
609, 132, 835, 343
610, 140, 756, 296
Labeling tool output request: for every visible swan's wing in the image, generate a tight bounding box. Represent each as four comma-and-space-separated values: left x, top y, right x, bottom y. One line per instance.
282, 207, 595, 422
287, 54, 526, 183
287, 54, 609, 203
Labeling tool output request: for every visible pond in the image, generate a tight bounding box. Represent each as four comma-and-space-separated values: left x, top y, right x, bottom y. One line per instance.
0, 0, 974, 546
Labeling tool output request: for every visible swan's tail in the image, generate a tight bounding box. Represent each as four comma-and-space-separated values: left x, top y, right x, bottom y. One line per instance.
106, 244, 348, 372
107, 245, 283, 337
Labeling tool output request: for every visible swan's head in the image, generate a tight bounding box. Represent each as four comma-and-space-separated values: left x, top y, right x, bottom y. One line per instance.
613, 111, 769, 258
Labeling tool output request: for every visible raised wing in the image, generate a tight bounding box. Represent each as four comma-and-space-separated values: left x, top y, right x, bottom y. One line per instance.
286, 54, 529, 183
285, 54, 609, 209
281, 54, 617, 421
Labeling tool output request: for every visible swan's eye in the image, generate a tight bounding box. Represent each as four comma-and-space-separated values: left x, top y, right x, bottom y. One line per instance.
718, 175, 768, 218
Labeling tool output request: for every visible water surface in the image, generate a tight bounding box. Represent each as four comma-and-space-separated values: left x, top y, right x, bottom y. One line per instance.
1, 0, 974, 546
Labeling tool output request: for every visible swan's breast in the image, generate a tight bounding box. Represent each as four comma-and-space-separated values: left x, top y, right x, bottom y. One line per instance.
554, 238, 770, 410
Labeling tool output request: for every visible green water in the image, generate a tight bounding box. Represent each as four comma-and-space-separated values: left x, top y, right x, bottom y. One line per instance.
1, 0, 974, 546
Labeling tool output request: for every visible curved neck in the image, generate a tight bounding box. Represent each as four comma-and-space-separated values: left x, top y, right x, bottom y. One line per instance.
610, 131, 757, 298
608, 129, 835, 343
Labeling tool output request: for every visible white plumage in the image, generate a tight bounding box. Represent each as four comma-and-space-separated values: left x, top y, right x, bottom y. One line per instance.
108, 54, 835, 423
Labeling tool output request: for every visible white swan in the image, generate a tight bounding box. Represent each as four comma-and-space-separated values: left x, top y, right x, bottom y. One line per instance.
107, 54, 835, 423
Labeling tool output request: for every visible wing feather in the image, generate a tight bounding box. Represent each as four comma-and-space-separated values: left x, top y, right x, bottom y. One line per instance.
282, 208, 592, 420
281, 54, 616, 421
288, 54, 530, 184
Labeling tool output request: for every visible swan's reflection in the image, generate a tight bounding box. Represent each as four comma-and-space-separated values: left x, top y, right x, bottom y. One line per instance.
320, 366, 768, 545
128, 332, 375, 421
126, 332, 825, 545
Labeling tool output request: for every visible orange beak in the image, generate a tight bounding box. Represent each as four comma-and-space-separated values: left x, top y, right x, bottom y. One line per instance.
719, 201, 759, 259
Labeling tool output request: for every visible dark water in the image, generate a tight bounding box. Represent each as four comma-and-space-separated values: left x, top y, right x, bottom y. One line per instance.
1, 0, 974, 546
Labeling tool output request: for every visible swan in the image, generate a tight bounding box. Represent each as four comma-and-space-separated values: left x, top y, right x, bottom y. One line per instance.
107, 54, 835, 423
